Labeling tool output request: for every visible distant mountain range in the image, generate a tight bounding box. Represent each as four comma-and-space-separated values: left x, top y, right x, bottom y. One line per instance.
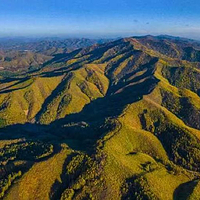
0, 35, 200, 200
0, 38, 111, 73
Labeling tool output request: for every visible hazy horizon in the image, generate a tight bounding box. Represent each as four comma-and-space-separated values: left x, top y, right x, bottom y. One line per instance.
0, 34, 199, 43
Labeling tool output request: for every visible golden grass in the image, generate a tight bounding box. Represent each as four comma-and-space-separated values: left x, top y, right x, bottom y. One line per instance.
4, 146, 71, 200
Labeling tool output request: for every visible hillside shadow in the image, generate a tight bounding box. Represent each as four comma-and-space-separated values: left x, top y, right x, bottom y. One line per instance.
42, 49, 82, 66
0, 123, 51, 140
173, 179, 199, 200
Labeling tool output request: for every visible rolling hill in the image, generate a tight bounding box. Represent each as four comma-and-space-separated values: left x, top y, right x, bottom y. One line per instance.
0, 35, 200, 199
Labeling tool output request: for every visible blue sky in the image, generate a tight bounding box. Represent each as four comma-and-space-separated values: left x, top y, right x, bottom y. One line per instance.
0, 0, 200, 39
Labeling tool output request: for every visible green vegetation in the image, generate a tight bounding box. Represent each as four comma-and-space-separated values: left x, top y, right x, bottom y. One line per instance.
0, 35, 200, 199
0, 141, 53, 164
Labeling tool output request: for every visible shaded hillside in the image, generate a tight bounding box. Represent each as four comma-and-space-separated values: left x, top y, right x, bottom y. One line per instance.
0, 36, 200, 200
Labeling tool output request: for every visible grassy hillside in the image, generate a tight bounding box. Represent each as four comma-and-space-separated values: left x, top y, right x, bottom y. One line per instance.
0, 35, 200, 199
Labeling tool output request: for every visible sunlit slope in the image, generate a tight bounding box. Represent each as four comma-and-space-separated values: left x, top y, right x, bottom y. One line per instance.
0, 76, 63, 125
38, 64, 109, 124
4, 145, 71, 200
0, 64, 109, 125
